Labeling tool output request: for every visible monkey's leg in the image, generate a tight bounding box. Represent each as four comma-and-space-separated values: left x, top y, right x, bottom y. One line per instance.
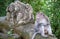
31, 32, 38, 39
41, 26, 48, 37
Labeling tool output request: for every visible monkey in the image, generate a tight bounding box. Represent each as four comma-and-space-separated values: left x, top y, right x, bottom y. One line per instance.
32, 12, 53, 39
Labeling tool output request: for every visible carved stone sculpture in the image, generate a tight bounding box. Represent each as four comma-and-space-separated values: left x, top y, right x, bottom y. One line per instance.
6, 1, 34, 27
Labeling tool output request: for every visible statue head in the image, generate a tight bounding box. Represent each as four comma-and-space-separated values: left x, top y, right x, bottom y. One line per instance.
6, 1, 34, 26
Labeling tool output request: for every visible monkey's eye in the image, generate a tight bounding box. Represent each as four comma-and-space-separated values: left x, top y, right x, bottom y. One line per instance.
47, 24, 50, 25
44, 24, 50, 26
38, 23, 44, 26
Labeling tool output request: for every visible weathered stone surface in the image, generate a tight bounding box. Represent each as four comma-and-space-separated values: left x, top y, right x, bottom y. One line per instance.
6, 1, 34, 27
0, 1, 57, 39
0, 33, 8, 39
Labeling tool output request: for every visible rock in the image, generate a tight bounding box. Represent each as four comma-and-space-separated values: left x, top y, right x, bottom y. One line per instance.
0, 16, 7, 23
0, 33, 8, 39
34, 33, 57, 39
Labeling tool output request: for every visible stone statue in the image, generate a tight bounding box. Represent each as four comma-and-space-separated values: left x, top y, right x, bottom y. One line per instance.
6, 1, 34, 27
6, 1, 34, 39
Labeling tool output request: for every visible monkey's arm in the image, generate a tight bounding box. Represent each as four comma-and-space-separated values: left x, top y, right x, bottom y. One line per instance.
32, 32, 38, 39
34, 21, 39, 32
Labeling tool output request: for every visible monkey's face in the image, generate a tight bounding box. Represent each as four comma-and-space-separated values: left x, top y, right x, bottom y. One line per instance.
44, 29, 48, 35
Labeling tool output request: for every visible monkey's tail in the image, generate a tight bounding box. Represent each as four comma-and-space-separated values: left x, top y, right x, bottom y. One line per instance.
31, 32, 38, 39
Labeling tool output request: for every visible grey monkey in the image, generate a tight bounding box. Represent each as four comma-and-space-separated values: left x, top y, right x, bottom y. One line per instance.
32, 12, 53, 39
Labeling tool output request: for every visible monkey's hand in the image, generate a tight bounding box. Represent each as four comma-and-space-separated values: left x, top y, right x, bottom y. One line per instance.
49, 34, 54, 37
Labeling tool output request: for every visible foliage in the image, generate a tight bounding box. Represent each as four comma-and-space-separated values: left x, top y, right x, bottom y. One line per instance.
0, 0, 60, 39
0, 0, 14, 16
